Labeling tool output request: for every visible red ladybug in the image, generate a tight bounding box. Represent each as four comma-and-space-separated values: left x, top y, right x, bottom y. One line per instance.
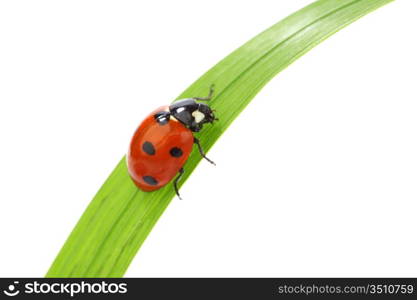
127, 86, 217, 199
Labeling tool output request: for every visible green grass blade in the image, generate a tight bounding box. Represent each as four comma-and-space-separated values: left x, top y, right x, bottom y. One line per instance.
46, 0, 394, 277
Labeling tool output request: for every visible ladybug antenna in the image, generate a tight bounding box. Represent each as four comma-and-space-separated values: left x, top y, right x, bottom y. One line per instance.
192, 84, 215, 102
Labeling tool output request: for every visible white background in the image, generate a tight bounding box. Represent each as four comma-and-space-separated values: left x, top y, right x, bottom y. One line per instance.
0, 0, 416, 277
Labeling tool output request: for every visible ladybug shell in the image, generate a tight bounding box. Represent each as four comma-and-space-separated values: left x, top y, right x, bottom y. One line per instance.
127, 106, 194, 191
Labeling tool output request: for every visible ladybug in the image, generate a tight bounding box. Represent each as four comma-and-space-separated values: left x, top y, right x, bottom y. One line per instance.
127, 85, 217, 199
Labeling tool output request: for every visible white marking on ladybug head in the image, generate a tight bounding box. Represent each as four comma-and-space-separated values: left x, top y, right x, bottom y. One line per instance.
192, 110, 205, 123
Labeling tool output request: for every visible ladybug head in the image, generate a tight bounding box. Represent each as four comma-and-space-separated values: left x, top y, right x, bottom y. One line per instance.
169, 99, 218, 132
196, 102, 216, 123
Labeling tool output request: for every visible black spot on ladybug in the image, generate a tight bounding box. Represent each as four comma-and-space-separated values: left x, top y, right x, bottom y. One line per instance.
154, 111, 170, 125
142, 141, 155, 155
143, 175, 158, 186
170, 147, 183, 158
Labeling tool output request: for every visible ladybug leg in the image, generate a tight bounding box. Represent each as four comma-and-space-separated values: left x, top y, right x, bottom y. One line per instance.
192, 84, 215, 101
174, 168, 185, 200
194, 137, 216, 165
